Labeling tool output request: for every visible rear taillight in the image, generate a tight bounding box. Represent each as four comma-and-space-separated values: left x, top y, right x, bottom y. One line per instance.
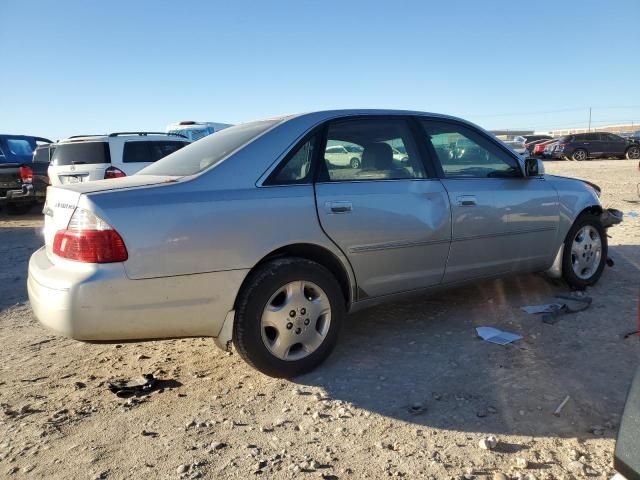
104, 166, 126, 179
53, 208, 128, 263
19, 165, 33, 183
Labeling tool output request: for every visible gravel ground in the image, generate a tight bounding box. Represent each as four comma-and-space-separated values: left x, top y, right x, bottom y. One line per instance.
1, 159, 639, 480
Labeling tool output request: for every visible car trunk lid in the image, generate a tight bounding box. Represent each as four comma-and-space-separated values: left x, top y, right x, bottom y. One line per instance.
43, 175, 177, 259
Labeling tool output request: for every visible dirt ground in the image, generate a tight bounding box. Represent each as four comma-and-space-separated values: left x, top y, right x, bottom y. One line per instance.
1, 159, 639, 480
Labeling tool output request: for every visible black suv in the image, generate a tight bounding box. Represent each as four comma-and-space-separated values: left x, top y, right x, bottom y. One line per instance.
553, 132, 640, 161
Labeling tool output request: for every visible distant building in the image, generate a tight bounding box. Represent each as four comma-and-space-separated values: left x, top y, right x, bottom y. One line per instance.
546, 122, 638, 137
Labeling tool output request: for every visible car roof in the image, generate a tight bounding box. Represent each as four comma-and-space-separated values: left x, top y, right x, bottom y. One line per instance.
58, 132, 189, 144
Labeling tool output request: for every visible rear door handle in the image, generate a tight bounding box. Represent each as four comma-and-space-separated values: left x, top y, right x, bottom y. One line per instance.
456, 195, 477, 206
326, 201, 352, 213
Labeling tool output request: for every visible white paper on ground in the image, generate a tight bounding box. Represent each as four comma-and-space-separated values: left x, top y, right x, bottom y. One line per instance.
476, 326, 523, 345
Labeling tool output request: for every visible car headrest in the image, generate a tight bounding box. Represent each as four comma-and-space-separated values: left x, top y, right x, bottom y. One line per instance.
361, 143, 393, 170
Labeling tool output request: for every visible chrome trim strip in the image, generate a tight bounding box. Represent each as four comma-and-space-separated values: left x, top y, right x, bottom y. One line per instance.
349, 238, 450, 253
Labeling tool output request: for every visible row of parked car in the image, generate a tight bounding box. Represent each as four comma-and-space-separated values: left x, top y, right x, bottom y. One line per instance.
519, 131, 640, 161
0, 131, 192, 214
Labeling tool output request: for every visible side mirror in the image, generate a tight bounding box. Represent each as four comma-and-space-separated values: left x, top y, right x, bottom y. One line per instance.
524, 157, 545, 176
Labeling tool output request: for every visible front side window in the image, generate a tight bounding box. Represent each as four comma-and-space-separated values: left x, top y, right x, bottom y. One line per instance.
420, 120, 521, 178
140, 119, 280, 176
266, 135, 317, 185
320, 118, 426, 181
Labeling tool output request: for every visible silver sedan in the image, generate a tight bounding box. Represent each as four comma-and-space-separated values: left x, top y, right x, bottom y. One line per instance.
28, 110, 621, 377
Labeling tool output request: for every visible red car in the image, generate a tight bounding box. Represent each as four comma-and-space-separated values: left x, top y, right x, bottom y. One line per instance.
533, 139, 558, 156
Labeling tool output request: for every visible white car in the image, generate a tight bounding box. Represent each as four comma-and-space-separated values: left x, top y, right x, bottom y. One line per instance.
48, 132, 190, 185
324, 144, 364, 168
166, 121, 232, 142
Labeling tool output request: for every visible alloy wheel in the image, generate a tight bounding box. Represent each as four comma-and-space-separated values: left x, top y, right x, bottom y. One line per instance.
573, 150, 587, 161
260, 281, 331, 361
570, 225, 602, 280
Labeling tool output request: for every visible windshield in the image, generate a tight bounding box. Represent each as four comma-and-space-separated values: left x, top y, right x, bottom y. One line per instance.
139, 119, 280, 176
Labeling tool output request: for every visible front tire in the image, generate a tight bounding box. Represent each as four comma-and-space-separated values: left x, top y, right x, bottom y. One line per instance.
561, 213, 607, 289
350, 157, 360, 169
572, 149, 588, 161
625, 145, 640, 160
233, 258, 345, 378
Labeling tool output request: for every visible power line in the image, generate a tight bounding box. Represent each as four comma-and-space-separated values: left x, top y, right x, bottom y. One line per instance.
464, 105, 640, 118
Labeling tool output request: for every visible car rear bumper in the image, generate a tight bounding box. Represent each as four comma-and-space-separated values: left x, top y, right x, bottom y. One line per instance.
27, 247, 248, 341
0, 183, 35, 205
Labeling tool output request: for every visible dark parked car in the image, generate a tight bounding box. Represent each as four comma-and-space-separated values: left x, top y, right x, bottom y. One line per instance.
0, 134, 52, 214
553, 132, 640, 161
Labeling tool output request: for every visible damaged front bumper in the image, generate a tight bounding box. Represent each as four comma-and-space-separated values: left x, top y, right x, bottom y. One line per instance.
600, 208, 624, 228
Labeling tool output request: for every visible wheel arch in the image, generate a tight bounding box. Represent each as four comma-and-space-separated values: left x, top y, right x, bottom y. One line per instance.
234, 243, 355, 310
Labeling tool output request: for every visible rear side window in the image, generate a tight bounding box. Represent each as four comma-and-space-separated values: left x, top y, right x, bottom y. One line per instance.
265, 135, 317, 185
140, 119, 280, 176
122, 141, 188, 163
33, 147, 51, 163
51, 142, 111, 166
6, 139, 34, 156
320, 117, 426, 181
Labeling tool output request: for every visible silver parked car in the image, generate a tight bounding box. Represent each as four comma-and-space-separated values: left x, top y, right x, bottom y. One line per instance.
28, 110, 621, 377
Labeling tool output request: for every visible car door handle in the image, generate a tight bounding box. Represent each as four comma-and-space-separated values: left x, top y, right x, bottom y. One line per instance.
456, 195, 477, 206
326, 201, 352, 213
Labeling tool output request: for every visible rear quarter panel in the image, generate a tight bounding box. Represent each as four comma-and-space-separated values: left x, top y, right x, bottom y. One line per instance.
85, 181, 351, 284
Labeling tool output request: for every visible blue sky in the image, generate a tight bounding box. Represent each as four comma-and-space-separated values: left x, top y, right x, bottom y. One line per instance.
1, 0, 639, 139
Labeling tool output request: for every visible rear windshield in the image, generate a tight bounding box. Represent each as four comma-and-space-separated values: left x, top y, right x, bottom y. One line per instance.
122, 140, 189, 163
33, 147, 51, 163
139, 119, 280, 176
51, 142, 111, 166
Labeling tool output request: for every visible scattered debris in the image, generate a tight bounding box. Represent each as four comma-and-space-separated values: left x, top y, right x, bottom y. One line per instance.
478, 435, 498, 450
553, 395, 571, 416
108, 373, 156, 398
407, 402, 427, 415
476, 327, 522, 345
521, 304, 563, 315
522, 294, 592, 324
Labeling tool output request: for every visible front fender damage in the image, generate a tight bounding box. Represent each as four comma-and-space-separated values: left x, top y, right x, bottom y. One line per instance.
545, 207, 623, 279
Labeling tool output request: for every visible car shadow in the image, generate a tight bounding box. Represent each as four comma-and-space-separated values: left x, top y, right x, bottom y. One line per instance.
0, 223, 44, 312
295, 244, 640, 439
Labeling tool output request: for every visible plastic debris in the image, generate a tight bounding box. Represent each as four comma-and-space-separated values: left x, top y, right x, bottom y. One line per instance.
521, 304, 563, 315
553, 395, 571, 416
476, 327, 522, 345
108, 373, 156, 398
522, 295, 592, 325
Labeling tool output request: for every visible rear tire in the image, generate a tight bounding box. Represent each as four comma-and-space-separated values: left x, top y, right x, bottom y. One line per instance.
572, 149, 588, 161
561, 213, 607, 289
625, 145, 640, 160
233, 257, 345, 378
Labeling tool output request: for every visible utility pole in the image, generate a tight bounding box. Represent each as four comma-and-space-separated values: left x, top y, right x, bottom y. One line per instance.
588, 107, 592, 132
